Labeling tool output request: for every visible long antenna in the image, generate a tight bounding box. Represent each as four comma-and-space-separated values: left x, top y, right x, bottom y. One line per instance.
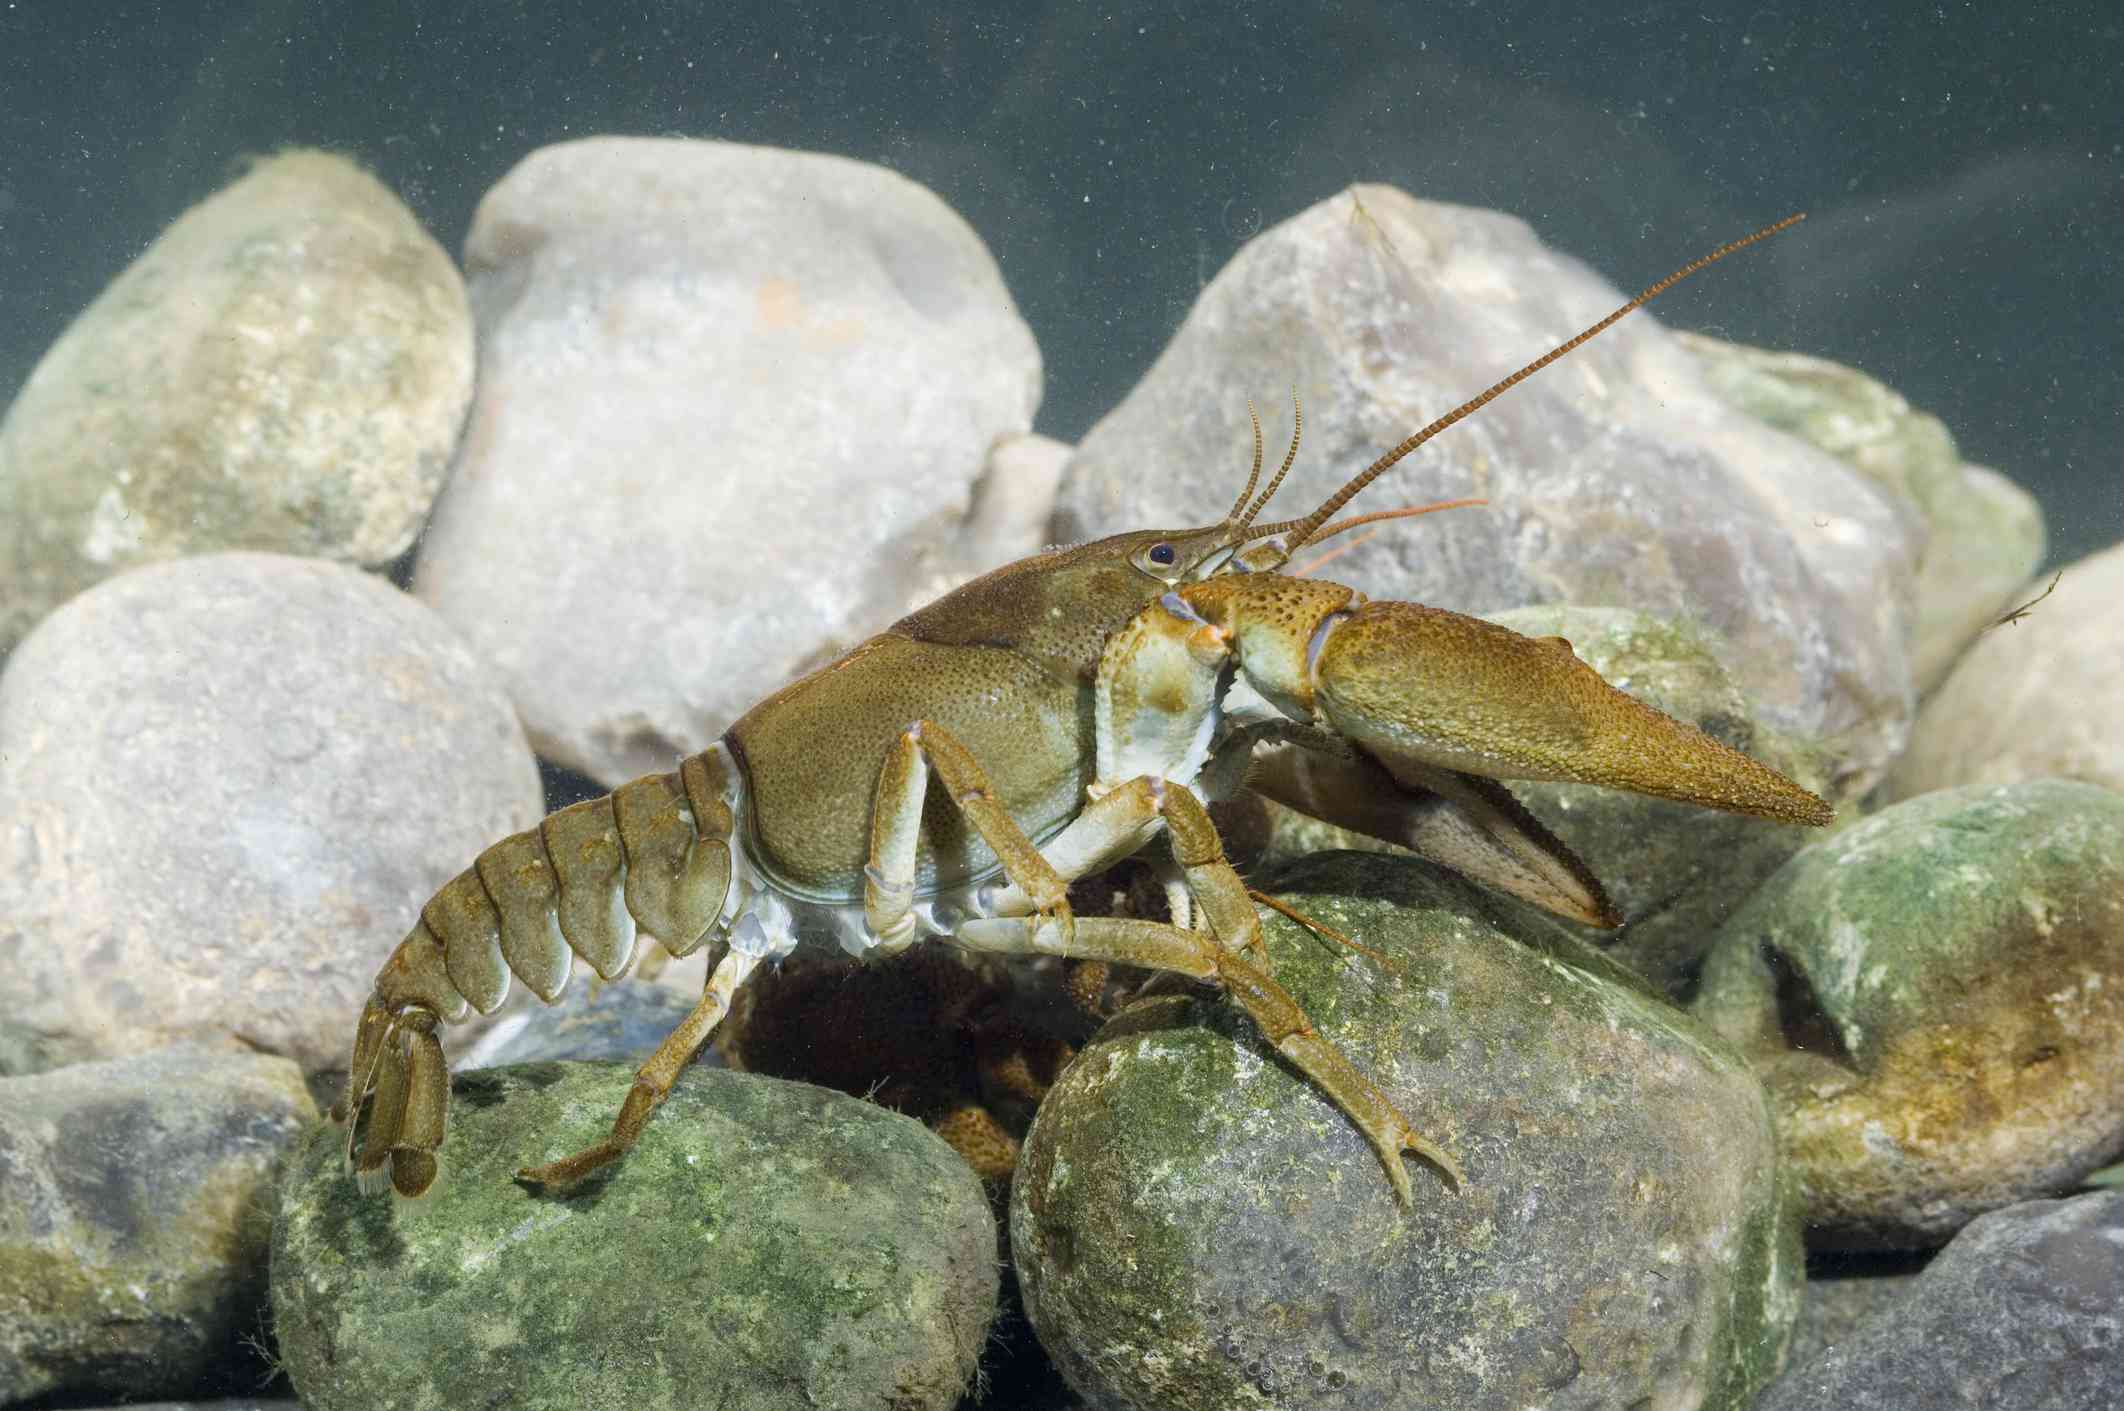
1275, 212, 1805, 554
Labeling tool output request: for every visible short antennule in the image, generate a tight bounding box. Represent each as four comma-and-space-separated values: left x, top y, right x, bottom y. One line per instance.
1277, 212, 1805, 554
1224, 397, 1267, 523
1237, 389, 1303, 532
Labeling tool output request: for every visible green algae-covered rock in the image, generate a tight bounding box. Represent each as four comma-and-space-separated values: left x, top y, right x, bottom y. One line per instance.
1013, 853, 1799, 1411
271, 1063, 996, 1411
1695, 779, 2124, 1249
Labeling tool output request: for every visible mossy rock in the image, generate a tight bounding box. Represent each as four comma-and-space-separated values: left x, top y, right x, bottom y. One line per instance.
1696, 779, 2124, 1249
271, 1063, 996, 1411
1012, 852, 1799, 1410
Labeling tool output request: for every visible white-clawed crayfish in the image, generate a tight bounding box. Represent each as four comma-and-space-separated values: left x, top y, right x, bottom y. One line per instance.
333, 213, 1828, 1208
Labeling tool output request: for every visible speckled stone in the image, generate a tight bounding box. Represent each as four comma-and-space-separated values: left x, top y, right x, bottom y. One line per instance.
0, 552, 544, 1075
1696, 779, 2124, 1248
0, 149, 472, 655
1678, 331, 2045, 696
0, 1048, 315, 1405
1052, 187, 1918, 791
62, 1402, 303, 1411
1013, 851, 1800, 1411
1757, 1193, 2124, 1410
272, 1062, 997, 1411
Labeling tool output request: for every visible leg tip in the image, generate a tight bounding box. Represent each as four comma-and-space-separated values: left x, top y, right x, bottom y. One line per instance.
1407, 1137, 1466, 1194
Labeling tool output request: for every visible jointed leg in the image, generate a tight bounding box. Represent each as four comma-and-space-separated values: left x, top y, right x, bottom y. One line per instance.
864, 725, 1460, 1203
517, 937, 759, 1190
866, 720, 1093, 949
955, 906, 1460, 1204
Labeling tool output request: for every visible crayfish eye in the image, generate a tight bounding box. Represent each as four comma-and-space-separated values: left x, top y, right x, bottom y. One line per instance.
1147, 543, 1177, 567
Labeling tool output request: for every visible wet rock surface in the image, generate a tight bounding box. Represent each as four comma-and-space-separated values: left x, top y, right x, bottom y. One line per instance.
1782, 1257, 1923, 1373
1757, 1193, 2124, 1410
1014, 852, 1799, 1411
1696, 779, 2124, 1248
272, 1062, 997, 1411
413, 136, 1045, 785
0, 149, 472, 655
0, 552, 544, 1077
1887, 539, 2124, 801
0, 1048, 314, 1405
1679, 331, 2046, 696
0, 158, 2099, 1408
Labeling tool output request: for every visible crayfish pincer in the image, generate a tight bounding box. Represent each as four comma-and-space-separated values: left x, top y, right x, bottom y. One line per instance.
333, 214, 1827, 1207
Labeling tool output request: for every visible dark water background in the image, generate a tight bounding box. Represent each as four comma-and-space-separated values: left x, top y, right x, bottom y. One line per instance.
4, 2, 2118, 563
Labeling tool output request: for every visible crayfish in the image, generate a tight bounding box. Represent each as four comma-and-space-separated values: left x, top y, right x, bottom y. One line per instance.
333, 213, 1828, 1208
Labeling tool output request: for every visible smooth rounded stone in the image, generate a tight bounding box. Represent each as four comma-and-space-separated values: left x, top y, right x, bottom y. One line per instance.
1013, 852, 1799, 1411
1051, 186, 1919, 791
1756, 1193, 2124, 1411
0, 1047, 314, 1405
902, 429, 1073, 613
1695, 779, 2124, 1248
1678, 332, 2046, 695
0, 149, 473, 656
0, 553, 544, 1075
414, 136, 1043, 785
1251, 605, 1833, 1001
272, 1062, 997, 1411
1885, 539, 2124, 802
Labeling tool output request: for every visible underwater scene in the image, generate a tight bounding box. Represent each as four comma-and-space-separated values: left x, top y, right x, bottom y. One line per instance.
2, 5, 2120, 1409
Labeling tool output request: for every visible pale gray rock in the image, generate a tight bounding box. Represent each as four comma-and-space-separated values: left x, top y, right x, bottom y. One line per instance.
949, 431, 1073, 586
0, 553, 544, 1075
273, 1063, 997, 1411
415, 136, 1043, 785
0, 149, 473, 656
1052, 187, 1918, 792
1679, 331, 2047, 695
1696, 780, 2124, 1248
0, 1047, 314, 1405
1885, 539, 2123, 801
884, 429, 1074, 625
1757, 1193, 2124, 1411
1015, 852, 1800, 1411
